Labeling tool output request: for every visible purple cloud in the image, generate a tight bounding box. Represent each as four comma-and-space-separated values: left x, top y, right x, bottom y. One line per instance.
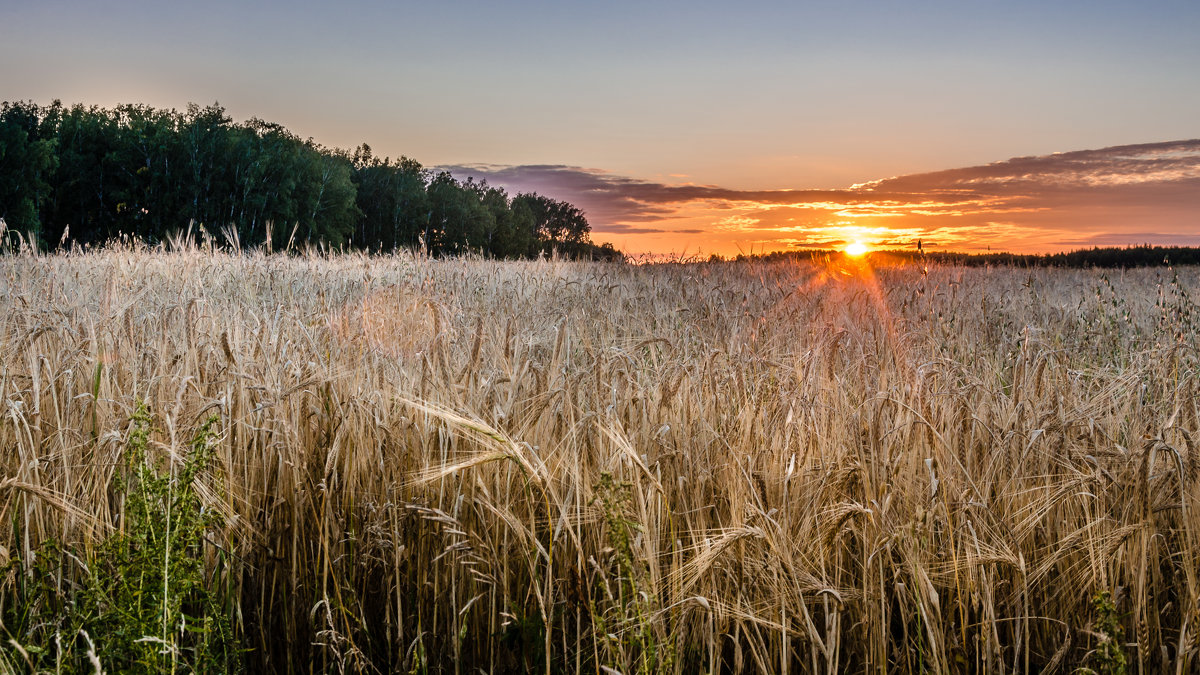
440, 139, 1200, 251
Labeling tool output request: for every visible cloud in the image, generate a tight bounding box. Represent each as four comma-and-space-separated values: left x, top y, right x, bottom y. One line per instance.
440, 139, 1200, 253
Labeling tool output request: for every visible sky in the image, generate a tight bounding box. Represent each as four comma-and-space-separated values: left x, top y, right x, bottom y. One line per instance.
3, 0, 1198, 255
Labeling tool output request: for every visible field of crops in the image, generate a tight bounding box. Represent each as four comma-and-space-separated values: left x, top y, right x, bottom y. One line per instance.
1, 246, 1198, 673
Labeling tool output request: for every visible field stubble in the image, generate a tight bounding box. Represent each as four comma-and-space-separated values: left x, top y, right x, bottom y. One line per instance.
1, 246, 1198, 673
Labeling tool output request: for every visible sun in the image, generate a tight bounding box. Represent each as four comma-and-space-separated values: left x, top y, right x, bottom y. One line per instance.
844, 241, 869, 257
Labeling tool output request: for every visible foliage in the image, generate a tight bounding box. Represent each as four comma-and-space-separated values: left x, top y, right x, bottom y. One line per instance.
0, 100, 617, 260
1087, 590, 1127, 675
592, 473, 672, 674
748, 245, 1200, 268
1, 404, 238, 673
0, 100, 57, 239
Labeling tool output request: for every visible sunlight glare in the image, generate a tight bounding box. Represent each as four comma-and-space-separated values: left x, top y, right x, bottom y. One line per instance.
845, 241, 869, 257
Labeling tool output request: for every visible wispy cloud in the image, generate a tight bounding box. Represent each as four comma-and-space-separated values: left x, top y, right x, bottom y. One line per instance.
441, 140, 1200, 253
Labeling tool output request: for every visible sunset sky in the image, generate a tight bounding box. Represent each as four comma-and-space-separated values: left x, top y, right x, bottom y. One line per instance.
4, 1, 1198, 256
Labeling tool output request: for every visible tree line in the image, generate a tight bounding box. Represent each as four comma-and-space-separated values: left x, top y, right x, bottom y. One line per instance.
935, 245, 1200, 268
741, 245, 1200, 268
0, 100, 620, 259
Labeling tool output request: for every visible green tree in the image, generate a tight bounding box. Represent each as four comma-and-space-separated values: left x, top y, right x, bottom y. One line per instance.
225, 119, 306, 245
180, 103, 236, 233
293, 145, 359, 247
0, 100, 599, 258
41, 102, 123, 244
508, 193, 538, 257
350, 145, 429, 250
478, 183, 521, 257
0, 101, 58, 241
512, 192, 592, 252
426, 172, 492, 255
110, 103, 186, 241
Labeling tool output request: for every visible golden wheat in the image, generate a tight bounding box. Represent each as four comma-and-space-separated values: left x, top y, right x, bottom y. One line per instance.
1, 243, 1198, 673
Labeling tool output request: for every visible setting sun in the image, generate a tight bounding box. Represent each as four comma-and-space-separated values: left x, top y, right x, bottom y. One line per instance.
845, 241, 869, 257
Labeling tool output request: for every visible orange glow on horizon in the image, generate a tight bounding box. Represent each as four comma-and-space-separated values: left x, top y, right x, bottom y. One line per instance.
844, 242, 869, 257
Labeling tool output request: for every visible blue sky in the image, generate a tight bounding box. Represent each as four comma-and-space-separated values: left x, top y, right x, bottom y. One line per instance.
3, 1, 1198, 253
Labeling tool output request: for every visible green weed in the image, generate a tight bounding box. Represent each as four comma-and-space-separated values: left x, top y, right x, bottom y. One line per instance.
591, 472, 672, 675
1, 404, 239, 673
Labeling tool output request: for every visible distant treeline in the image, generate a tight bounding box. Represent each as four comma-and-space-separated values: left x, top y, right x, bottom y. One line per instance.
0, 100, 620, 259
744, 245, 1200, 268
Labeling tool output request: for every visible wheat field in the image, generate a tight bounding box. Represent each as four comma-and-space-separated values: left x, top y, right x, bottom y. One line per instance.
1, 245, 1198, 673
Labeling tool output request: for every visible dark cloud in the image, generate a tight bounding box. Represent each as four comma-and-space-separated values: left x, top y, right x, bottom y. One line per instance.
438, 163, 866, 220
440, 139, 1200, 250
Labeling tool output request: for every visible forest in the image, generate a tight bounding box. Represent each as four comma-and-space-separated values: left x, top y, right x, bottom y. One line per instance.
746, 245, 1200, 268
0, 100, 620, 259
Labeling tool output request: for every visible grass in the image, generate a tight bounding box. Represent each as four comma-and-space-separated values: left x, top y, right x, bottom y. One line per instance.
0, 242, 1197, 673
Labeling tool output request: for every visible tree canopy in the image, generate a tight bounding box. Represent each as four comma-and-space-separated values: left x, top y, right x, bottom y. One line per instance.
0, 100, 620, 260
742, 246, 1200, 268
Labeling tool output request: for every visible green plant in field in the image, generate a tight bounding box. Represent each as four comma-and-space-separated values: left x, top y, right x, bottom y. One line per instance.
1, 404, 239, 674
499, 601, 546, 672
0, 536, 77, 669
591, 472, 672, 675
1084, 590, 1127, 675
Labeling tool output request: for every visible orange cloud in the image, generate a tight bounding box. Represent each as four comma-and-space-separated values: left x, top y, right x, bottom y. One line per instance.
442, 139, 1200, 255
